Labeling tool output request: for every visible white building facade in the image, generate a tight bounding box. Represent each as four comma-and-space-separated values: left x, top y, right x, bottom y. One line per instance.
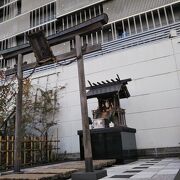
0, 0, 180, 157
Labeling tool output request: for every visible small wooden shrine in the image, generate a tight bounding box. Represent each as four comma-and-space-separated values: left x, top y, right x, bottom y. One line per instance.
78, 75, 137, 161
86, 75, 131, 128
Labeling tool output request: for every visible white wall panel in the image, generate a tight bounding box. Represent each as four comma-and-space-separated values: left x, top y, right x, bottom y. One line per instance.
178, 71, 180, 81
59, 136, 73, 153
128, 72, 180, 96
21, 0, 55, 13
51, 42, 70, 55
135, 126, 180, 149
57, 120, 82, 138
85, 40, 173, 76
123, 89, 180, 113
71, 136, 81, 153
55, 106, 81, 123
175, 53, 180, 70
58, 77, 79, 94
31, 37, 180, 153
59, 136, 80, 153
56, 0, 106, 17
58, 64, 78, 81
171, 37, 180, 54
126, 107, 180, 130
57, 91, 80, 108
85, 56, 177, 84
57, 122, 74, 138
71, 121, 83, 137
24, 52, 36, 64
0, 13, 30, 40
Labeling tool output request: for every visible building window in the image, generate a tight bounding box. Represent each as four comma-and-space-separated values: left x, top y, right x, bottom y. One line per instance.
110, 2, 180, 42
57, 3, 103, 32
0, 0, 21, 23
1, 1, 180, 61
0, 58, 7, 69
30, 2, 56, 28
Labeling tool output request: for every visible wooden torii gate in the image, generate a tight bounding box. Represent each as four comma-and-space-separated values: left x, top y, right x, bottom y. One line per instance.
1, 13, 108, 179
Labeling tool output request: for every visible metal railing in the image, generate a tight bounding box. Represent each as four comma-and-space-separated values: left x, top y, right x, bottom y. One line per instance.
21, 21, 180, 77
1, 16, 180, 75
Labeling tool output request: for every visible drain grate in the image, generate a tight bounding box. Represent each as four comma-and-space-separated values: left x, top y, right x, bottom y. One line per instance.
111, 174, 134, 178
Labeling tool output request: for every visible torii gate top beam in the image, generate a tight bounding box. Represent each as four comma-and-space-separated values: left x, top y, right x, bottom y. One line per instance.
0, 14, 108, 60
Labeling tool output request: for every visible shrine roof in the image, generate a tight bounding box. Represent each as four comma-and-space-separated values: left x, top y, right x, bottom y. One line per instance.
86, 75, 131, 99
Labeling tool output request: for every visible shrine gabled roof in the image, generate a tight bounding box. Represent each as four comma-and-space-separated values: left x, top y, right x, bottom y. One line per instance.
86, 75, 131, 99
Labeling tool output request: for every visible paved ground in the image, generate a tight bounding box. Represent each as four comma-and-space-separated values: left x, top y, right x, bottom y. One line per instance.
102, 158, 180, 180
0, 159, 116, 179
0, 158, 179, 179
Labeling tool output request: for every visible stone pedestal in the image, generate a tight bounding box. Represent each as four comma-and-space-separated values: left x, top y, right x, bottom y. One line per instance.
72, 170, 107, 180
175, 169, 180, 180
78, 127, 137, 162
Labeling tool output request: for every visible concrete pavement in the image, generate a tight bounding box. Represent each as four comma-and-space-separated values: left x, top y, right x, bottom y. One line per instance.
102, 158, 180, 180
0, 158, 179, 179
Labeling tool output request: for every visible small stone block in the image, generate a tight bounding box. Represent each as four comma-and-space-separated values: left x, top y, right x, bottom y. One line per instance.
146, 161, 159, 163
174, 169, 180, 180
124, 170, 142, 173
150, 160, 161, 162
111, 174, 134, 178
71, 170, 107, 180
133, 166, 149, 169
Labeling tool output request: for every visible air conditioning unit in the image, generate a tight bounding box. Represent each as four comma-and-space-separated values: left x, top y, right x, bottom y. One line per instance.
169, 29, 177, 38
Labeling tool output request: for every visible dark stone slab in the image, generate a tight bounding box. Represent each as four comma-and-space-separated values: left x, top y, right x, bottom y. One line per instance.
133, 166, 149, 169
78, 127, 137, 162
141, 164, 154, 166
150, 160, 160, 162
137, 147, 180, 158
174, 169, 180, 180
78, 127, 136, 135
71, 170, 107, 180
124, 170, 142, 173
111, 174, 134, 178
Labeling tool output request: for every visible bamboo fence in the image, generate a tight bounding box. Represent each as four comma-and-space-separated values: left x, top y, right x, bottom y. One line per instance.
0, 136, 60, 171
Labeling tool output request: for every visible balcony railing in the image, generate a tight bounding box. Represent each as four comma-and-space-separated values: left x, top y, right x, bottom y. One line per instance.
1, 1, 180, 71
